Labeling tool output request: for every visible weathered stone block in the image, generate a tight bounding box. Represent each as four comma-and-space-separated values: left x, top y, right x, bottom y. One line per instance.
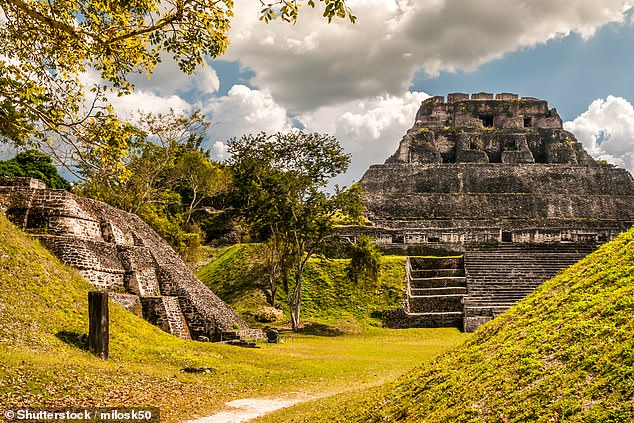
471, 92, 494, 100
0, 177, 46, 189
495, 93, 518, 100
447, 93, 469, 102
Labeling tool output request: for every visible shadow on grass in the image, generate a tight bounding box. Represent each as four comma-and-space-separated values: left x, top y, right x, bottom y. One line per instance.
56, 330, 88, 350
297, 323, 345, 337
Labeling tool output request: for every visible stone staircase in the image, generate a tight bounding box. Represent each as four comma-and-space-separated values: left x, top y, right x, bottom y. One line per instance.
385, 256, 467, 328
141, 296, 191, 340
462, 244, 594, 331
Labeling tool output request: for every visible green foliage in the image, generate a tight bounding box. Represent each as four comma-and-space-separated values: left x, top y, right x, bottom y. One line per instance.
260, 0, 356, 24
262, 226, 634, 422
228, 131, 363, 330
76, 110, 230, 260
0, 0, 353, 174
197, 243, 405, 329
0, 150, 71, 190
346, 236, 382, 284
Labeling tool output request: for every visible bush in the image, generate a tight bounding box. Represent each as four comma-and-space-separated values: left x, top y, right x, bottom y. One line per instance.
346, 235, 382, 284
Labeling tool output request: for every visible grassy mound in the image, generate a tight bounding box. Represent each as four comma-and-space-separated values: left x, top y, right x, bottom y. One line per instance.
197, 244, 406, 329
261, 226, 634, 422
0, 214, 466, 422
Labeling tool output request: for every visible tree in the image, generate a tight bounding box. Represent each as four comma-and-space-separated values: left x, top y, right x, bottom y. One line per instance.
0, 0, 354, 173
173, 148, 231, 225
0, 149, 71, 190
77, 109, 230, 260
346, 235, 382, 285
229, 131, 362, 331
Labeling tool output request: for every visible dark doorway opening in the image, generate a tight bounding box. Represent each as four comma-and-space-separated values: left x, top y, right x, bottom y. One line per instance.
480, 115, 494, 127
501, 231, 512, 242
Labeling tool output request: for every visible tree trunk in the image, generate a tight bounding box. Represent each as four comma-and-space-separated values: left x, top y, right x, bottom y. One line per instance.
266, 273, 277, 308
290, 263, 304, 331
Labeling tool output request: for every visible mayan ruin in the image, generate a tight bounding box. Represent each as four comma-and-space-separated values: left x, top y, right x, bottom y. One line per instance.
344, 93, 634, 331
0, 177, 252, 341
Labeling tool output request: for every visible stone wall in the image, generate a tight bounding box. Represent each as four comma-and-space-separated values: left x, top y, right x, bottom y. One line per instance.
0, 180, 247, 340
388, 94, 594, 166
362, 163, 634, 196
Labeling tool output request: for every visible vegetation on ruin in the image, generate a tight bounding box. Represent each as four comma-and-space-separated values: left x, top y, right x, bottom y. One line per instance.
260, 225, 634, 422
196, 243, 405, 330
0, 213, 464, 422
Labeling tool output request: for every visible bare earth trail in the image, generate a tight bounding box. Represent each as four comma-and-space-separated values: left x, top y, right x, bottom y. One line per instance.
185, 394, 317, 423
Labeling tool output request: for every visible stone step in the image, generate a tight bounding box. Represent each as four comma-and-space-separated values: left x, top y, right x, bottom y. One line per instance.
466, 253, 585, 258
405, 311, 463, 317
467, 247, 589, 251
465, 261, 579, 266
467, 274, 555, 278
410, 276, 467, 289
409, 257, 464, 270
468, 287, 537, 292
408, 294, 465, 313
465, 294, 525, 300
411, 268, 465, 278
411, 287, 468, 296
466, 296, 528, 302
466, 293, 534, 300
467, 280, 549, 285
141, 296, 191, 340
384, 309, 463, 329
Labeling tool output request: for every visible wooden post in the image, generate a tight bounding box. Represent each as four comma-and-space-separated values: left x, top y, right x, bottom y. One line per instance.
88, 291, 109, 359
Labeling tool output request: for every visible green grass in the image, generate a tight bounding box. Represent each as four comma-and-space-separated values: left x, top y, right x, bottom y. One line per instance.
260, 226, 634, 422
196, 244, 406, 329
0, 214, 465, 421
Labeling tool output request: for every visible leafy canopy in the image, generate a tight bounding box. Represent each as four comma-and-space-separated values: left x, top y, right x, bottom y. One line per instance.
228, 131, 363, 330
0, 0, 354, 170
0, 149, 71, 190
76, 109, 230, 261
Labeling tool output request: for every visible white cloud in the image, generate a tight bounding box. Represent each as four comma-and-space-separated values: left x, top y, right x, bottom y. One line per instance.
107, 91, 192, 121
199, 81, 427, 183
301, 90, 429, 185
77, 66, 192, 121
213, 141, 229, 160
125, 56, 220, 98
564, 95, 634, 174
195, 62, 221, 95
0, 143, 22, 160
225, 0, 632, 112
203, 85, 294, 158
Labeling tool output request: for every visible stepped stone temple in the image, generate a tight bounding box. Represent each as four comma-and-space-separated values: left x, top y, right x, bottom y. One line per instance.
0, 177, 255, 341
347, 93, 634, 331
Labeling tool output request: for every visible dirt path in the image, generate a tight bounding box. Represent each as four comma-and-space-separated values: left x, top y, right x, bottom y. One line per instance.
185, 395, 313, 423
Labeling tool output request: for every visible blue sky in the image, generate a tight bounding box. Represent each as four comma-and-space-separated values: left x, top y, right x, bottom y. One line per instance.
410, 18, 634, 121
75, 0, 634, 186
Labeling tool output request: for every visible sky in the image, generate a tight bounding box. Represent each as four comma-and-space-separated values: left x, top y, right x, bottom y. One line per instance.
76, 0, 634, 187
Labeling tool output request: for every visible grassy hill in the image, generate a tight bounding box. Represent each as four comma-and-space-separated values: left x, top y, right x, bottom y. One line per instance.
261, 226, 634, 422
0, 214, 465, 422
196, 244, 407, 330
